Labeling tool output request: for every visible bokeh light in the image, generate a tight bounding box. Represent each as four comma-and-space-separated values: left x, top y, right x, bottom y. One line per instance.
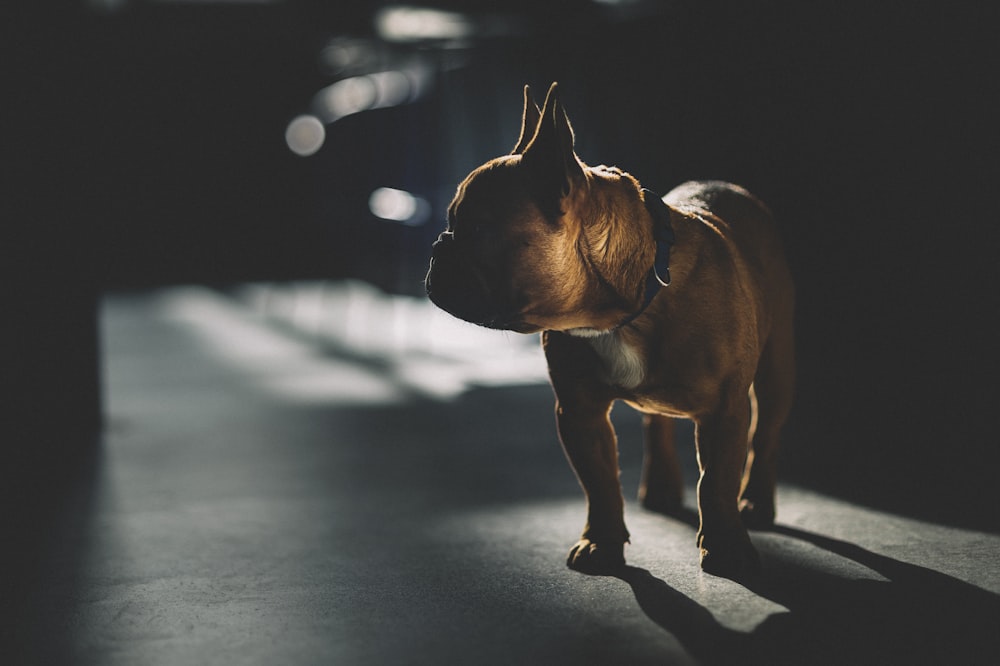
284, 115, 325, 157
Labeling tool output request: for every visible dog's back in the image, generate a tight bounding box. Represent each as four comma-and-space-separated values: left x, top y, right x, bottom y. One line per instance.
666, 180, 794, 323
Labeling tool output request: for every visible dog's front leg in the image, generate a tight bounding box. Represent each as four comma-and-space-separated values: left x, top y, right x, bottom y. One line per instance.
555, 397, 629, 574
694, 390, 760, 579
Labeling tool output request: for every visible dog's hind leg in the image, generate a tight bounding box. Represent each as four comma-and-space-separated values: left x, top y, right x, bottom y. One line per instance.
694, 387, 760, 578
639, 413, 685, 515
740, 315, 795, 529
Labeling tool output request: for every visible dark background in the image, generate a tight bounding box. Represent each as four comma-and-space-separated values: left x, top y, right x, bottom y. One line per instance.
5, 1, 998, 530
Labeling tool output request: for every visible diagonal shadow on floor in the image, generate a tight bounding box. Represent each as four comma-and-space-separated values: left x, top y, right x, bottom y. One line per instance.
615, 510, 1000, 666
0, 434, 104, 665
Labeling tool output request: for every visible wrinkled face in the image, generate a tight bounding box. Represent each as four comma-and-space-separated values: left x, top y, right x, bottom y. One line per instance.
425, 157, 571, 333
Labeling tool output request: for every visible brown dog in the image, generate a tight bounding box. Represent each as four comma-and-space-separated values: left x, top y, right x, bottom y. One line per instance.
425, 83, 794, 579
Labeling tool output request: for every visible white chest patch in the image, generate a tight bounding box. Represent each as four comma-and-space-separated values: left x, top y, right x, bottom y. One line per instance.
568, 329, 645, 389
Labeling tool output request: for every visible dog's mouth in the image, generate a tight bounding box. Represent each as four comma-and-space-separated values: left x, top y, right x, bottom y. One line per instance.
488, 317, 541, 334
426, 276, 540, 334
428, 290, 537, 333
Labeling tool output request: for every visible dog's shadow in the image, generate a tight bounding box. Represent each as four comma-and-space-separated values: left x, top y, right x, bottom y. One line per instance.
615, 509, 1000, 665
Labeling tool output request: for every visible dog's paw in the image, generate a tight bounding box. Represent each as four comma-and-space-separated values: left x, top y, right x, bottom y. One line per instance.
698, 531, 761, 580
566, 538, 625, 575
739, 498, 776, 530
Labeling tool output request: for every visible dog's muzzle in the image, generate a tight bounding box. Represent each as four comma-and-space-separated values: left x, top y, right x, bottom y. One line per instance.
425, 232, 519, 329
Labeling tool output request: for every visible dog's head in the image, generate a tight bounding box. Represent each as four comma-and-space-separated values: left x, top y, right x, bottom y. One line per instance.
426, 83, 645, 333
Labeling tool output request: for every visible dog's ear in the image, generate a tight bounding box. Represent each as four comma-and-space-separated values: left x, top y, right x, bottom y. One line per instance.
520, 82, 585, 217
511, 85, 541, 155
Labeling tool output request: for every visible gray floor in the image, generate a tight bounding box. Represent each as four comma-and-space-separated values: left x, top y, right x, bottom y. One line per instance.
5, 285, 999, 665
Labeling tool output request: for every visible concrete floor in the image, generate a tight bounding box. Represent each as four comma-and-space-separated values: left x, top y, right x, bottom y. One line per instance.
4, 284, 999, 665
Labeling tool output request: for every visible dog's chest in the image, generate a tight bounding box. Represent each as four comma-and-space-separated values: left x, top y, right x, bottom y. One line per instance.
579, 331, 645, 390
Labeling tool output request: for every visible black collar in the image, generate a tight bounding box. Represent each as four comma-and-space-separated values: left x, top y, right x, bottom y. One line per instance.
617, 189, 675, 328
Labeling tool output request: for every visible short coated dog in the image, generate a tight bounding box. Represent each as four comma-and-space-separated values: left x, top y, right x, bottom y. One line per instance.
425, 83, 795, 579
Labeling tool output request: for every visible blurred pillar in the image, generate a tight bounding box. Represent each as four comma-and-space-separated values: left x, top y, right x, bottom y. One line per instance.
3, 4, 104, 454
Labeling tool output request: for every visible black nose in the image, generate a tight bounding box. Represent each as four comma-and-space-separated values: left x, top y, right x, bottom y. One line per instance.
431, 230, 454, 252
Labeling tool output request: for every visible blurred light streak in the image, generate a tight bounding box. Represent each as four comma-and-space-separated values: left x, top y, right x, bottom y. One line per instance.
370, 70, 412, 107
322, 76, 378, 118
311, 68, 430, 125
284, 115, 326, 157
369, 187, 431, 226
375, 5, 475, 43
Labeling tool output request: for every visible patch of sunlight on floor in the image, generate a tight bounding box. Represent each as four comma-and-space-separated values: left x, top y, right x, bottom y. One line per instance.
153, 283, 549, 406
